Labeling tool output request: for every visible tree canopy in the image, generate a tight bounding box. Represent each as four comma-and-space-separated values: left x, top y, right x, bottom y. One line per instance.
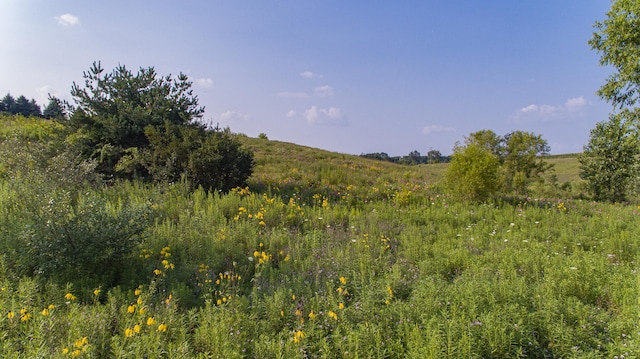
65, 62, 253, 191
581, 0, 640, 202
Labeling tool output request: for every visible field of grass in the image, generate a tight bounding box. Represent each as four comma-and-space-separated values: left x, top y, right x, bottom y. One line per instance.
0, 121, 637, 358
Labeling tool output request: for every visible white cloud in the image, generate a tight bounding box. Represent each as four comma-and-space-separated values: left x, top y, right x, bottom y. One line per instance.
300, 71, 323, 79
56, 13, 79, 26
213, 110, 249, 123
314, 85, 334, 97
278, 91, 309, 98
194, 78, 214, 88
513, 96, 588, 123
304, 105, 344, 125
286, 110, 298, 118
422, 125, 456, 135
288, 106, 345, 125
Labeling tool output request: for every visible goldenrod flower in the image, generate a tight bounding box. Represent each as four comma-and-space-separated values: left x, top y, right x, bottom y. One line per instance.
157, 323, 168, 332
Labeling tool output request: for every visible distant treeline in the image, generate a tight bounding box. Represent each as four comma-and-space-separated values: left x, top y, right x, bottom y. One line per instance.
360, 150, 451, 165
0, 93, 67, 119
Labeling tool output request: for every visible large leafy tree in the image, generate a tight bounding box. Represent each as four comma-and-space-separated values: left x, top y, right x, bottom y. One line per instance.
454, 130, 552, 195
502, 131, 551, 192
580, 110, 639, 202
581, 0, 640, 201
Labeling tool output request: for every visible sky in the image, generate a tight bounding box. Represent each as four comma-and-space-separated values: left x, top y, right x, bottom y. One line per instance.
1, 1, 615, 156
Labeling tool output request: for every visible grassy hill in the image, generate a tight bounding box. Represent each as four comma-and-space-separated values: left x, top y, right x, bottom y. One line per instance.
239, 135, 583, 198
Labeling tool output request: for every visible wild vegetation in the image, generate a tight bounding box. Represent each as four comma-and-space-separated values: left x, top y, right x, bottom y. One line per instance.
1, 1, 639, 356
0, 110, 638, 358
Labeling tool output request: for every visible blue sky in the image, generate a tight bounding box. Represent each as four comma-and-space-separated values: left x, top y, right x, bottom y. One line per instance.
1, 1, 613, 155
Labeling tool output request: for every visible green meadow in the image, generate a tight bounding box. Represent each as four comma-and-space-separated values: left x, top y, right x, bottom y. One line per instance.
0, 114, 638, 358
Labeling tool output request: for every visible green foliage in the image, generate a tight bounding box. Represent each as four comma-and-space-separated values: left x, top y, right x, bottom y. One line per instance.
445, 143, 501, 200
580, 110, 639, 202
67, 61, 205, 178
590, 0, 640, 108
583, 1, 640, 202
446, 130, 551, 199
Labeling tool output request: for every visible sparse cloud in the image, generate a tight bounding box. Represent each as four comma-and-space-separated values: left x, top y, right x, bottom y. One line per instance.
314, 85, 334, 97
278, 91, 309, 98
513, 96, 588, 123
56, 13, 79, 26
213, 110, 250, 123
36, 85, 63, 104
194, 78, 214, 88
300, 71, 323, 79
422, 125, 456, 135
288, 106, 345, 126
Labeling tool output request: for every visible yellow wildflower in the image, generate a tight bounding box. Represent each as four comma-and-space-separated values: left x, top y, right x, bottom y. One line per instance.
71, 349, 81, 358
157, 323, 168, 332
127, 305, 135, 314
93, 289, 101, 296
146, 317, 156, 326
328, 311, 338, 320
64, 293, 76, 301
339, 276, 347, 285
293, 330, 305, 343
134, 287, 142, 296
308, 310, 317, 320
74, 337, 88, 348
338, 302, 345, 310
41, 308, 49, 316
125, 328, 134, 337
133, 324, 141, 333
7, 311, 14, 319
62, 348, 69, 355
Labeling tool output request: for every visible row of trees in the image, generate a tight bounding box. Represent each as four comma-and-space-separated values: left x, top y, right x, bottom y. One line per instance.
0, 93, 67, 119
360, 149, 449, 164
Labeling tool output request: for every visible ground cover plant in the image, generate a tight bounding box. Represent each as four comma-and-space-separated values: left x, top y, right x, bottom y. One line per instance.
0, 114, 638, 358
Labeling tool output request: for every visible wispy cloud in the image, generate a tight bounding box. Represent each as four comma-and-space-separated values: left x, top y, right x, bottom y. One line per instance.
213, 110, 250, 123
194, 78, 214, 88
56, 13, 79, 26
300, 71, 323, 79
278, 91, 309, 98
287, 105, 345, 126
314, 85, 334, 97
512, 96, 588, 123
423, 124, 456, 135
